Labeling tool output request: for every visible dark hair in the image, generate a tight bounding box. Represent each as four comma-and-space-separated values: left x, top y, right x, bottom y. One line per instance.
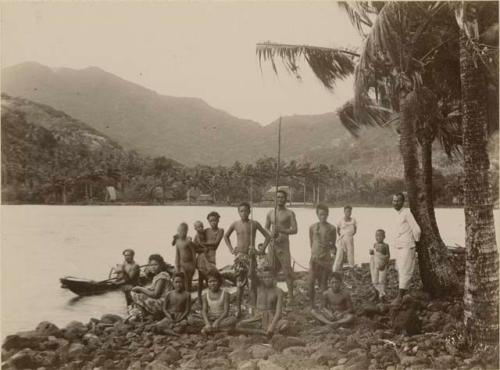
260, 266, 275, 276
394, 192, 405, 202
206, 270, 223, 284
344, 205, 352, 211
316, 203, 329, 213
277, 189, 288, 198
376, 229, 386, 235
331, 272, 343, 282
122, 249, 135, 257
207, 211, 220, 220
174, 272, 185, 280
238, 202, 250, 210
148, 254, 167, 272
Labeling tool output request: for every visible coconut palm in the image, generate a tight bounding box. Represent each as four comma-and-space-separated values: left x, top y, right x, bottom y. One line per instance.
454, 1, 499, 347
257, 1, 462, 295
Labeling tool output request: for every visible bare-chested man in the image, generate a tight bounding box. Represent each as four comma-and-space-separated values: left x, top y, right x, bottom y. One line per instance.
235, 267, 289, 336
263, 190, 298, 299
224, 202, 271, 316
311, 272, 355, 327
113, 249, 141, 305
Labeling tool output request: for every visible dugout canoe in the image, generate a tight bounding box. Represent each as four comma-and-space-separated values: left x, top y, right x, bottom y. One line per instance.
60, 276, 117, 296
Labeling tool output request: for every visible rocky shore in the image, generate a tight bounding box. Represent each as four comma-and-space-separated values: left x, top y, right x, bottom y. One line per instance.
3, 261, 498, 370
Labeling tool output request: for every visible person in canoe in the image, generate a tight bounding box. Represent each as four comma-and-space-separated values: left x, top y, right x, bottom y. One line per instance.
128, 254, 172, 321
113, 249, 141, 305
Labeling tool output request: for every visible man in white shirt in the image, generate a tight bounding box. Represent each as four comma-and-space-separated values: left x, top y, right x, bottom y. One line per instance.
391, 192, 421, 306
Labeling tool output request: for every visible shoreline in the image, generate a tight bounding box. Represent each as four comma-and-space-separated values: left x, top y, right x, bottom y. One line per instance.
2, 261, 498, 370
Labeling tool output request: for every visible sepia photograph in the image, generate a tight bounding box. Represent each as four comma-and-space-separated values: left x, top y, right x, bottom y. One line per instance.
1, 1, 499, 369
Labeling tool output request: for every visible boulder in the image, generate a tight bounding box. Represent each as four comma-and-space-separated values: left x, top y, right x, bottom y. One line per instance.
82, 333, 101, 347
156, 346, 181, 364
248, 344, 275, 360
127, 360, 143, 370
64, 321, 88, 340
9, 348, 38, 369
67, 342, 85, 360
100, 314, 123, 324
281, 346, 311, 357
270, 335, 305, 352
179, 358, 202, 369
35, 321, 62, 337
237, 360, 258, 370
433, 355, 457, 370
202, 357, 231, 369
229, 348, 253, 364
33, 351, 58, 367
2, 332, 43, 350
256, 359, 286, 370
145, 360, 170, 370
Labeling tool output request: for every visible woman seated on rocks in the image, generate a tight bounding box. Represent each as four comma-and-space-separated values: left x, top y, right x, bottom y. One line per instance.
128, 254, 172, 321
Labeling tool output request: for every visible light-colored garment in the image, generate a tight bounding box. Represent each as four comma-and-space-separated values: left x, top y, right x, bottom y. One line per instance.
130, 271, 171, 316
333, 235, 355, 271
394, 247, 416, 289
336, 217, 357, 237
393, 208, 421, 249
370, 253, 388, 295
333, 218, 356, 269
206, 290, 225, 318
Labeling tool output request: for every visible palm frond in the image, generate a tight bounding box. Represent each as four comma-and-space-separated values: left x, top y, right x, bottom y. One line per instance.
256, 42, 358, 90
337, 2, 378, 37
337, 99, 396, 137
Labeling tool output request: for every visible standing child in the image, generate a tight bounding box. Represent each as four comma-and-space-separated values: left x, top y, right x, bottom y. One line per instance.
369, 229, 390, 301
333, 205, 357, 271
308, 204, 337, 308
174, 223, 197, 292
204, 211, 224, 267
193, 220, 217, 302
200, 271, 237, 335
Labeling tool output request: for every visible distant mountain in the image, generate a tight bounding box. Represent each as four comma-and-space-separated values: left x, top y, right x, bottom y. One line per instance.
2, 62, 352, 166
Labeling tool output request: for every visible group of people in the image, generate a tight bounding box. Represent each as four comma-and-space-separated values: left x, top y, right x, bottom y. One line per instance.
112, 190, 421, 336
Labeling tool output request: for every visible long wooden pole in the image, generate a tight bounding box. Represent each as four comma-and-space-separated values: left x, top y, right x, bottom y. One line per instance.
274, 117, 282, 232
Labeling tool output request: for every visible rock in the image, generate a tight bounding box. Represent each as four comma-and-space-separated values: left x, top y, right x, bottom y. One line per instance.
399, 356, 423, 367
311, 346, 338, 365
156, 346, 181, 364
204, 340, 217, 353
257, 359, 286, 370
202, 357, 231, 369
67, 342, 85, 360
238, 360, 258, 370
9, 348, 38, 369
282, 346, 311, 357
180, 358, 202, 369
35, 321, 62, 337
434, 355, 456, 369
33, 351, 58, 367
270, 335, 305, 352
249, 344, 275, 360
146, 360, 170, 370
229, 348, 253, 364
64, 321, 88, 340
101, 314, 123, 324
82, 332, 101, 347
337, 358, 348, 365
2, 332, 43, 350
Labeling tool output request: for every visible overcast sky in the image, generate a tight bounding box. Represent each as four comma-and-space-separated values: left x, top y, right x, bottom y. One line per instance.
1, 2, 362, 124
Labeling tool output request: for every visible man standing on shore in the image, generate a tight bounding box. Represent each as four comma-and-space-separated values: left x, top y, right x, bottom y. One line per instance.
262, 189, 298, 300
391, 192, 421, 306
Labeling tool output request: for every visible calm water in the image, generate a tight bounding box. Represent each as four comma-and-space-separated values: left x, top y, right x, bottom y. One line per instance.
2, 205, 499, 337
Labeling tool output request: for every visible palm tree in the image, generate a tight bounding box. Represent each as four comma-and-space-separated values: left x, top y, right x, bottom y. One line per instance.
256, 2, 460, 295
455, 1, 499, 347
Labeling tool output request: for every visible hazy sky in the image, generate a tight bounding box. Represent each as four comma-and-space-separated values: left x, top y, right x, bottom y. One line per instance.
1, 2, 362, 124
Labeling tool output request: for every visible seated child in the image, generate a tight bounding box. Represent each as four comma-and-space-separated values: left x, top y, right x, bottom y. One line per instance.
311, 272, 355, 327
154, 272, 191, 334
369, 229, 390, 300
200, 271, 237, 335
235, 267, 289, 336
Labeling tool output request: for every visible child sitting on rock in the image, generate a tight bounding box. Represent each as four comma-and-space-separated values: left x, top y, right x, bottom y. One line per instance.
153, 272, 191, 334
369, 229, 390, 301
311, 272, 355, 327
235, 267, 289, 336
200, 271, 237, 335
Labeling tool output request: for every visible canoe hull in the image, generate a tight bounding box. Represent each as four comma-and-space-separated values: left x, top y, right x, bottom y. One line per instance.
60, 277, 118, 296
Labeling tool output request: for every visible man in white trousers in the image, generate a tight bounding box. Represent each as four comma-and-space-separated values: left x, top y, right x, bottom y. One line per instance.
391, 192, 421, 306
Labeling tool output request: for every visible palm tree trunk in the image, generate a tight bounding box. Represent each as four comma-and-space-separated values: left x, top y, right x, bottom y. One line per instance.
399, 91, 459, 297
460, 32, 499, 346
